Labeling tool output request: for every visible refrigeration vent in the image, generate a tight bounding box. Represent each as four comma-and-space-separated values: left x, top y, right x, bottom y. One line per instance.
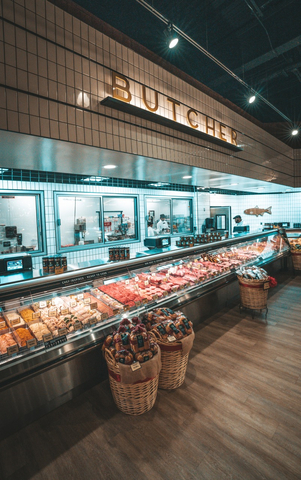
0, 168, 254, 195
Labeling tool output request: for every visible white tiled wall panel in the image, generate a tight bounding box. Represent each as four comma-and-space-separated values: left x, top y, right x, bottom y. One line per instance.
0, 0, 296, 189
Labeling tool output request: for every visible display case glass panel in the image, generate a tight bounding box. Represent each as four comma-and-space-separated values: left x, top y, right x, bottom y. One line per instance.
146, 197, 171, 235
172, 198, 193, 234
0, 191, 45, 255
56, 194, 102, 250
103, 196, 138, 242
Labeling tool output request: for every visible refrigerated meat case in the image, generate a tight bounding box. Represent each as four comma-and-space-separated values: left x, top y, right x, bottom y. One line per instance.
0, 230, 289, 437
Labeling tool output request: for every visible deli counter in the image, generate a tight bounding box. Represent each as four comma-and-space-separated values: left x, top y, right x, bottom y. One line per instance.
0, 230, 290, 437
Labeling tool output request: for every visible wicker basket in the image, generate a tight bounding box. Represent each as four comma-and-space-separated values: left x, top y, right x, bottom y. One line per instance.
237, 275, 269, 310
104, 349, 159, 415
291, 251, 301, 270
149, 332, 191, 390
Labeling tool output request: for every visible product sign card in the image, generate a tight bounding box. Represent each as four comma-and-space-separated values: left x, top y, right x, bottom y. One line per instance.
131, 362, 141, 371
43, 333, 53, 342
167, 335, 176, 342
26, 338, 37, 349
7, 344, 19, 356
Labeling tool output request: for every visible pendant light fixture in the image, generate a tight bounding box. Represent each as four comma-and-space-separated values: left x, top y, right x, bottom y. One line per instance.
164, 22, 179, 49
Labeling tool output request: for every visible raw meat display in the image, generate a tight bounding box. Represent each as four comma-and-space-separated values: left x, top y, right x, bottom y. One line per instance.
0, 332, 17, 354
29, 322, 51, 341
14, 328, 35, 347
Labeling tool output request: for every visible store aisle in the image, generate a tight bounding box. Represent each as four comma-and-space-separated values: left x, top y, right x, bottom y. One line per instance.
1, 274, 301, 480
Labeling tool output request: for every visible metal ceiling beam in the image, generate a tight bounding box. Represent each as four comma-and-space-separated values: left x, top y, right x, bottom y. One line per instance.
211, 35, 301, 88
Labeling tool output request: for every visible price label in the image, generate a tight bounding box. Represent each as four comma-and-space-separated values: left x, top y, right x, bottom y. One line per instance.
73, 321, 83, 331
194, 259, 198, 263
60, 307, 69, 315
179, 265, 183, 269
101, 312, 109, 320
162, 291, 168, 297
152, 272, 156, 276
58, 327, 68, 336
135, 301, 141, 308
194, 279, 199, 284
77, 294, 84, 301
167, 335, 176, 342
142, 298, 148, 305
39, 301, 47, 309
43, 333, 53, 342
90, 302, 98, 309
113, 308, 120, 316
152, 294, 158, 301
70, 300, 77, 308
48, 307, 57, 317
51, 298, 57, 306
263, 282, 269, 290
135, 276, 139, 282
7, 344, 19, 356
179, 285, 184, 290
131, 362, 141, 372
84, 297, 91, 304
144, 280, 149, 286
125, 279, 130, 285
123, 305, 130, 312
166, 273, 170, 278
89, 316, 98, 326
31, 312, 40, 321
185, 282, 191, 289
10, 317, 20, 326
172, 286, 178, 292
26, 338, 37, 349
162, 277, 168, 282
0, 320, 6, 329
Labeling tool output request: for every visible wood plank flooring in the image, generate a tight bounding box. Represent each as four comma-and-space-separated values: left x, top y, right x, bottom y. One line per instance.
1, 273, 301, 480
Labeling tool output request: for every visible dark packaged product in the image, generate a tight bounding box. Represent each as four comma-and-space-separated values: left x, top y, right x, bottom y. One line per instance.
42, 257, 49, 274
126, 247, 130, 260
48, 256, 55, 274
130, 325, 150, 353
149, 342, 159, 356
114, 248, 120, 261
165, 321, 184, 340
61, 256, 67, 271
114, 326, 131, 351
120, 247, 125, 260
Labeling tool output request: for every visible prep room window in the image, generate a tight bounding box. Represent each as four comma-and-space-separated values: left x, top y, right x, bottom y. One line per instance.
172, 198, 193, 234
0, 191, 45, 255
103, 196, 138, 242
56, 195, 103, 250
146, 198, 171, 235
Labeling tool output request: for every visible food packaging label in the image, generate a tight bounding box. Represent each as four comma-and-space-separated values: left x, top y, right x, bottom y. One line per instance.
43, 333, 53, 342
58, 327, 68, 336
39, 301, 47, 309
263, 282, 270, 290
26, 338, 37, 349
167, 335, 176, 342
131, 362, 141, 372
60, 307, 69, 315
7, 344, 19, 356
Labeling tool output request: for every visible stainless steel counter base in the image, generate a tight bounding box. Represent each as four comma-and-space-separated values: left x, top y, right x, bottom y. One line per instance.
0, 256, 287, 440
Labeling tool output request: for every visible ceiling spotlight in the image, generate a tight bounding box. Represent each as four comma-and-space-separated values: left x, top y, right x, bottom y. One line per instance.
248, 94, 256, 104
164, 23, 179, 49
292, 128, 299, 136
103, 164, 116, 169
183, 175, 192, 179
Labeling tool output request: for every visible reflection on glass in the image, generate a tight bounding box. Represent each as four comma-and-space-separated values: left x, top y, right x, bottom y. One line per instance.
0, 194, 42, 254
216, 214, 226, 230
172, 199, 192, 234
58, 196, 102, 248
103, 197, 137, 242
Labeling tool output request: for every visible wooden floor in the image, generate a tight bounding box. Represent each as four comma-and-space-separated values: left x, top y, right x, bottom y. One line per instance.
1, 273, 301, 480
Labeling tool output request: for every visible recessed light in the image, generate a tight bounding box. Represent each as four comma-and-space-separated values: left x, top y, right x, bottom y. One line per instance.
183, 175, 192, 179
82, 176, 109, 182
292, 129, 299, 136
0, 168, 8, 174
248, 95, 256, 104
103, 165, 116, 169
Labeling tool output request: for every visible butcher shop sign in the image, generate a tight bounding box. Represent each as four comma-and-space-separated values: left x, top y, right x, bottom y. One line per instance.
100, 72, 240, 151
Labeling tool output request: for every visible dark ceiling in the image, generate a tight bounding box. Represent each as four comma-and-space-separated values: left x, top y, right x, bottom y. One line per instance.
69, 0, 301, 147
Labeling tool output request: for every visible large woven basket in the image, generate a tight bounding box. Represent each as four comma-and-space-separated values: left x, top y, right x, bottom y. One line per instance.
237, 275, 269, 310
150, 332, 191, 390
104, 349, 159, 415
291, 251, 301, 270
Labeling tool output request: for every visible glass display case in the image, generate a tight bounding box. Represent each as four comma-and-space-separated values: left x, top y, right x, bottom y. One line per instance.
0, 229, 290, 437
0, 229, 289, 372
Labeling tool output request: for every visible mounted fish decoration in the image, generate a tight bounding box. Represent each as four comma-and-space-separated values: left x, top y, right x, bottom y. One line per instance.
244, 206, 272, 217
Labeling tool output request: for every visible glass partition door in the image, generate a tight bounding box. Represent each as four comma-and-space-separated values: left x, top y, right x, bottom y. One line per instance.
103, 196, 138, 242
172, 198, 193, 234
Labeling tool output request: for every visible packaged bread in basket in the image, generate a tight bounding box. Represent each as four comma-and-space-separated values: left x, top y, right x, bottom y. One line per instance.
140, 308, 195, 390
237, 266, 271, 310
103, 319, 161, 415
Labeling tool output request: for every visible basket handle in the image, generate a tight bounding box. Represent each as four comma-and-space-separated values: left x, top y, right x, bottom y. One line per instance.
148, 331, 158, 341
104, 347, 117, 366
